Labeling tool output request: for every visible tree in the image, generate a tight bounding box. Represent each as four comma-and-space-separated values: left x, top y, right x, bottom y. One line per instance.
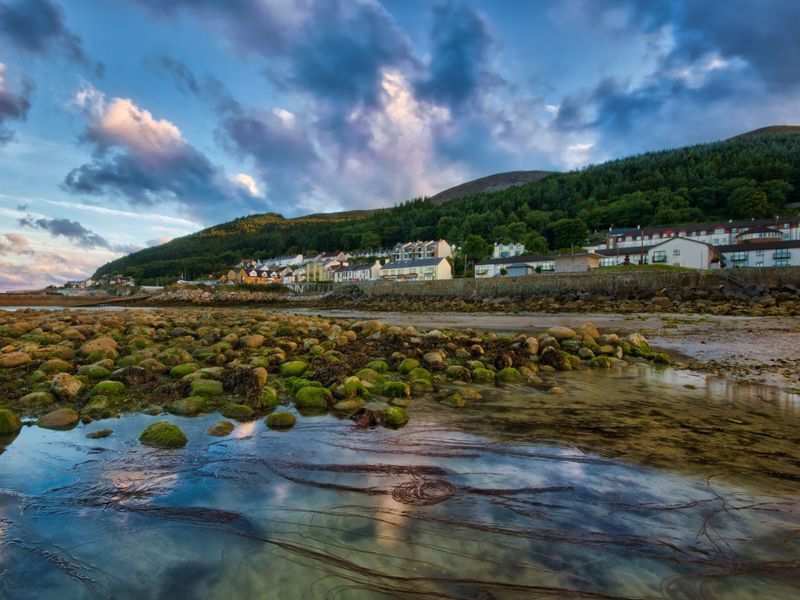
523, 232, 548, 254
359, 232, 381, 249
462, 234, 490, 263
727, 185, 772, 219
548, 218, 589, 250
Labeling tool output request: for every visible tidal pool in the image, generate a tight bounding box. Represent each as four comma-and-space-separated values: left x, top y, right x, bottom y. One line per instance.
1, 367, 799, 599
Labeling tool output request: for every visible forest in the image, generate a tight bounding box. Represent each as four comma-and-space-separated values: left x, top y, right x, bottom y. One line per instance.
94, 131, 800, 283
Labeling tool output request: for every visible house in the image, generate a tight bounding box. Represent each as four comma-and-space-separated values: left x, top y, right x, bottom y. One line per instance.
475, 252, 600, 277
493, 242, 525, 258
307, 257, 347, 282
585, 217, 800, 254
715, 240, 800, 268
256, 254, 304, 269
381, 257, 452, 281
333, 260, 382, 283
645, 237, 721, 269
391, 240, 452, 262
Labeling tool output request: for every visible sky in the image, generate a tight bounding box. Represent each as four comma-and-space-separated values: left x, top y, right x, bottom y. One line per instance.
0, 0, 798, 290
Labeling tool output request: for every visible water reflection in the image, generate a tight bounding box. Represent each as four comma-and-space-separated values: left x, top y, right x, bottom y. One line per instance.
0, 370, 799, 599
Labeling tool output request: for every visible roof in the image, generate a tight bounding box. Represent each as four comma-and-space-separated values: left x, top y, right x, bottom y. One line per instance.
381, 257, 447, 269
737, 225, 783, 235
477, 252, 599, 266
607, 216, 800, 239
715, 239, 800, 252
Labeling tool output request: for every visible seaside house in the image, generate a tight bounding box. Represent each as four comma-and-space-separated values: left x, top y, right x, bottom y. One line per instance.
475, 252, 600, 277
391, 240, 453, 262
380, 257, 452, 281
492, 242, 526, 258
332, 260, 382, 283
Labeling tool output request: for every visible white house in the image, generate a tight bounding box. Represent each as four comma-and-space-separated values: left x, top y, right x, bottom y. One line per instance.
391, 240, 452, 262
716, 240, 800, 268
586, 217, 800, 254
333, 260, 382, 283
381, 257, 452, 281
475, 252, 601, 277
646, 237, 721, 269
493, 242, 525, 258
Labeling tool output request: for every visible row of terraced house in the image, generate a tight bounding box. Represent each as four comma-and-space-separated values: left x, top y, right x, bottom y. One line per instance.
221, 240, 455, 285
476, 217, 800, 277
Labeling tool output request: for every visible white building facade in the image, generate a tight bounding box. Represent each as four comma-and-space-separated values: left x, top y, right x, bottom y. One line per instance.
381, 257, 452, 281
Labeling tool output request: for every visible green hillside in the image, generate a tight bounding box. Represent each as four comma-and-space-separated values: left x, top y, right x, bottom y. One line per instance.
95, 130, 800, 283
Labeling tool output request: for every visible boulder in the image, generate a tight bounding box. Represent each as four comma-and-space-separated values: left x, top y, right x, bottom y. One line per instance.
280, 361, 308, 377
38, 408, 79, 430
191, 379, 224, 397
0, 408, 22, 434
139, 421, 187, 448
266, 411, 296, 430
0, 351, 31, 368
50, 372, 83, 400
207, 421, 235, 437
546, 327, 576, 340
381, 406, 409, 427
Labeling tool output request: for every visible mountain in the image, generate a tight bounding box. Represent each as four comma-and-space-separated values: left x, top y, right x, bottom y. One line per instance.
430, 170, 553, 203
94, 128, 800, 283
730, 125, 800, 139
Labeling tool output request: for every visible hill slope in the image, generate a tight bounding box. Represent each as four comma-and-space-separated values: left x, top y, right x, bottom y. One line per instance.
95, 129, 800, 283
430, 170, 552, 203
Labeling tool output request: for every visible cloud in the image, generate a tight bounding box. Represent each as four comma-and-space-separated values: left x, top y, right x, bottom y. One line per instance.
414, 2, 495, 111
0, 63, 33, 144
63, 85, 262, 223
17, 215, 137, 252
0, 0, 102, 74
0, 232, 34, 255
146, 236, 172, 247
230, 173, 260, 197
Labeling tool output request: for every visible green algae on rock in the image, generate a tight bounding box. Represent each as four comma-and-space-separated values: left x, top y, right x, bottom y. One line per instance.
381, 405, 409, 427
167, 397, 206, 416
280, 360, 308, 377
220, 403, 254, 420
266, 411, 296, 430
139, 421, 187, 448
92, 380, 126, 396
295, 386, 332, 409
0, 408, 22, 434
191, 379, 223, 397
38, 408, 79, 430
207, 421, 235, 437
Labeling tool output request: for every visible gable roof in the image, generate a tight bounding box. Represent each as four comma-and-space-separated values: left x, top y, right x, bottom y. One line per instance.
381, 257, 446, 269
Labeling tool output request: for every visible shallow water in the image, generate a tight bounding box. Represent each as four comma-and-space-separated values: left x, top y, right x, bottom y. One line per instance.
2, 368, 800, 599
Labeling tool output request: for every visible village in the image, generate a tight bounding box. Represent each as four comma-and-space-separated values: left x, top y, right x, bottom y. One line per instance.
64, 216, 800, 293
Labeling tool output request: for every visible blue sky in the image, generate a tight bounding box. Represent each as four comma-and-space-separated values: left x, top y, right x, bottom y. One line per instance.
0, 0, 798, 289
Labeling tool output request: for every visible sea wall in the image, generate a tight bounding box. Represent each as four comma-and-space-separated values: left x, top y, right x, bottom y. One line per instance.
350, 267, 800, 300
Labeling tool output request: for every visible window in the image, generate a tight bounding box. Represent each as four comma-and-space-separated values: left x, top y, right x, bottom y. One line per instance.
756, 261, 764, 267
652, 251, 667, 263
673, 248, 681, 256
775, 260, 790, 267
730, 252, 748, 264
756, 249, 763, 257
773, 249, 790, 259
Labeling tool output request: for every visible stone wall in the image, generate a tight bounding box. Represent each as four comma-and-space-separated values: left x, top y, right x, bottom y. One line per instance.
351, 267, 800, 299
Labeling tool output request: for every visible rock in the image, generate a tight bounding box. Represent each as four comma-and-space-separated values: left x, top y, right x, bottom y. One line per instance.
497, 367, 522, 385
191, 379, 224, 397
365, 359, 389, 373
0, 408, 22, 434
0, 351, 31, 368
423, 329, 445, 339
409, 379, 434, 395
156, 348, 193, 366
38, 408, 79, 430
548, 386, 566, 395
355, 368, 384, 384
86, 429, 113, 439
220, 403, 254, 420
625, 333, 651, 355
50, 372, 83, 400
207, 421, 235, 436
40, 358, 71, 374
256, 386, 279, 410
380, 381, 410, 398
139, 421, 187, 448
240, 334, 265, 348
578, 347, 595, 360
79, 337, 118, 358
280, 360, 308, 377
143, 405, 164, 416
19, 391, 56, 407
422, 351, 444, 366
381, 406, 409, 427
539, 347, 572, 371
445, 365, 471, 382
92, 381, 126, 396
408, 367, 432, 381
81, 396, 118, 420
472, 368, 495, 383
252, 367, 268, 387
588, 356, 614, 368
170, 363, 199, 378
546, 326, 576, 340
343, 376, 368, 398
460, 388, 483, 401
266, 411, 296, 430
78, 364, 112, 380
333, 398, 367, 414
440, 394, 466, 408
650, 296, 673, 308
524, 337, 539, 355
577, 323, 600, 340
294, 386, 332, 409
167, 397, 206, 416
398, 358, 420, 374
351, 320, 383, 336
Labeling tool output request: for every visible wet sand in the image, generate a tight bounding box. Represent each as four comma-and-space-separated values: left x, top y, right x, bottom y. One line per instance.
286, 308, 800, 389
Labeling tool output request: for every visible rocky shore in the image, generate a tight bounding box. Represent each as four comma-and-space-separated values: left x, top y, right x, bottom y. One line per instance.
0, 308, 665, 447
139, 280, 800, 316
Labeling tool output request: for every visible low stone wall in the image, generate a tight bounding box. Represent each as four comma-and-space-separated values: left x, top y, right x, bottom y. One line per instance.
351, 267, 800, 300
